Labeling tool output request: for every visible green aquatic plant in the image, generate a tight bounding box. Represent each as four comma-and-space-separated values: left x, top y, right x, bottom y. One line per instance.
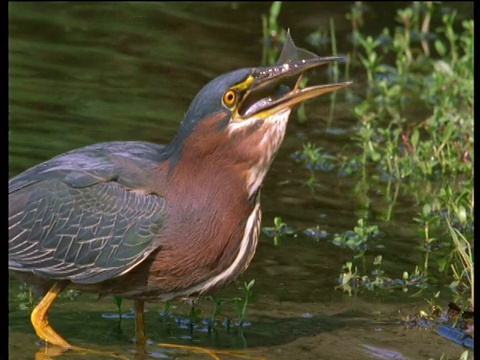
261, 1, 285, 66
446, 218, 473, 309
16, 283, 35, 311
15, 283, 80, 312
332, 218, 380, 260
263, 216, 295, 246
205, 296, 230, 333
284, 2, 474, 309
349, 6, 473, 182
234, 279, 256, 328
336, 257, 429, 296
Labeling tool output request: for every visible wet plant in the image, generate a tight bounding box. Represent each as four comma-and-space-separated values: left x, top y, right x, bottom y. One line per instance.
233, 279, 256, 328
16, 283, 35, 311
14, 283, 80, 311
103, 279, 258, 337
304, 225, 329, 241
159, 300, 173, 319
187, 300, 203, 332
331, 218, 381, 260
111, 295, 124, 332
157, 300, 176, 335
308, 17, 345, 126
261, 1, 285, 66
346, 1, 367, 57
413, 203, 442, 276
348, 5, 473, 183
336, 257, 429, 296
279, 2, 474, 311
335, 261, 358, 296
292, 143, 363, 185
262, 216, 295, 245
408, 180, 474, 304
291, 143, 336, 186
205, 296, 231, 333
446, 218, 473, 310
64, 289, 81, 301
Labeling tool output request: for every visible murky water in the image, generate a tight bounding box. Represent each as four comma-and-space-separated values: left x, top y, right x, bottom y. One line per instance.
8, 3, 472, 360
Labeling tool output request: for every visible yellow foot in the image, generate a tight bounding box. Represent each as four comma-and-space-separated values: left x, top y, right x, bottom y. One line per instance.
32, 322, 71, 348
31, 282, 71, 348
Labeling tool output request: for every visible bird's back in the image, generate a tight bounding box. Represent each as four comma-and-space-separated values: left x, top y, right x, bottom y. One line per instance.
9, 141, 169, 285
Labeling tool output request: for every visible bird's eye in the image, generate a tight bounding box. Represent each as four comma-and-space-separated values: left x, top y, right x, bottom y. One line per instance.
222, 89, 237, 107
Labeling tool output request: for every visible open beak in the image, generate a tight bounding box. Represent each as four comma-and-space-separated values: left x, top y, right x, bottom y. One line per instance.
236, 56, 352, 120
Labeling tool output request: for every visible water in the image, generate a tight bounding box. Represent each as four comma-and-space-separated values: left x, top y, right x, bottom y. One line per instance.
8, 3, 471, 359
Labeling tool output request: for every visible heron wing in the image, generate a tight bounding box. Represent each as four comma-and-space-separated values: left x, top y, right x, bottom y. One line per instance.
9, 141, 168, 284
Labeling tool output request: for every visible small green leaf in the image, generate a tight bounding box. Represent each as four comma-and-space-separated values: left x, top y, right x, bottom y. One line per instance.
434, 40, 447, 56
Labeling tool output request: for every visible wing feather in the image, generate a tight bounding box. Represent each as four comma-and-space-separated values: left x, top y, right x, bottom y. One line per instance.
9, 141, 168, 284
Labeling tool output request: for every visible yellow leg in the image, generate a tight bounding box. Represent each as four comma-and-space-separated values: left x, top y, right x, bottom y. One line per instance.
31, 282, 70, 348
134, 299, 146, 347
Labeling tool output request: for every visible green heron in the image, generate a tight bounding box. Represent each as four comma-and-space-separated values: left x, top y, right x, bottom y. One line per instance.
9, 35, 351, 348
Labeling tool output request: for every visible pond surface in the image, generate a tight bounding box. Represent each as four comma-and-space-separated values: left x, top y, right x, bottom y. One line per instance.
8, 2, 472, 360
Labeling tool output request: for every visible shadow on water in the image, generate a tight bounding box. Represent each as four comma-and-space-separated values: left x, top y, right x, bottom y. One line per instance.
9, 2, 473, 360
